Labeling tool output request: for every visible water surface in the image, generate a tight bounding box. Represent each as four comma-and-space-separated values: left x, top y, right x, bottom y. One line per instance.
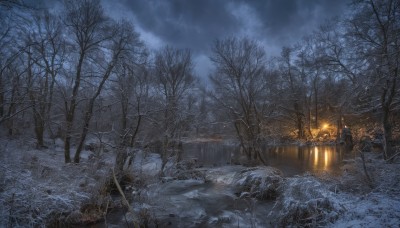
183, 142, 355, 176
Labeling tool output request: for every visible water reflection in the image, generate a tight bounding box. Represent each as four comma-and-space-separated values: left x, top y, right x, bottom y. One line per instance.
182, 142, 235, 166
183, 143, 355, 176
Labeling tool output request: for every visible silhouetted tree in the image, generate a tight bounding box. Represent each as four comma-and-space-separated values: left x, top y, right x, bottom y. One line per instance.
210, 37, 270, 164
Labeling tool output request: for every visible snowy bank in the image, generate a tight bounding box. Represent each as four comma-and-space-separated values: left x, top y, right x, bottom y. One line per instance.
0, 138, 116, 227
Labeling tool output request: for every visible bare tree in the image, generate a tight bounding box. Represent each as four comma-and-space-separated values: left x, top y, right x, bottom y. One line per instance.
61, 0, 142, 163
347, 0, 400, 158
277, 46, 307, 139
113, 60, 150, 174
23, 10, 65, 148
62, 0, 110, 163
310, 23, 357, 141
73, 20, 143, 163
210, 37, 270, 164
153, 46, 195, 174
0, 1, 31, 126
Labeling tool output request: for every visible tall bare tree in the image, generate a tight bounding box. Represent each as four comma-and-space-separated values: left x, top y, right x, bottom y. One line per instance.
72, 20, 143, 163
0, 1, 31, 126
113, 60, 150, 174
348, 0, 400, 158
153, 46, 195, 174
210, 37, 270, 164
62, 0, 142, 163
278, 46, 307, 139
23, 10, 65, 148
62, 0, 111, 163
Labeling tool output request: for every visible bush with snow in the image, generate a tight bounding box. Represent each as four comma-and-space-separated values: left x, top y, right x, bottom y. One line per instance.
270, 174, 345, 227
161, 158, 206, 181
232, 166, 283, 200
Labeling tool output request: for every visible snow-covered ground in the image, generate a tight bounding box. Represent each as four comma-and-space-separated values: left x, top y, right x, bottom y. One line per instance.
1, 137, 399, 227
0, 137, 115, 227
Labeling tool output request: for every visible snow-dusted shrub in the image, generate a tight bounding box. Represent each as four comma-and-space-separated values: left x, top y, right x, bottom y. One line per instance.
0, 139, 116, 227
163, 158, 205, 181
271, 174, 344, 227
0, 164, 92, 227
233, 166, 283, 200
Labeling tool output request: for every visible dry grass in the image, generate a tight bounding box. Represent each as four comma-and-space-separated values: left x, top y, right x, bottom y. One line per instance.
0, 138, 118, 227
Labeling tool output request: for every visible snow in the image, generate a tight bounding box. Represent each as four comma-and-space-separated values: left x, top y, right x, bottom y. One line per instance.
270, 174, 345, 226
204, 165, 243, 184
1, 137, 400, 227
232, 166, 283, 200
0, 138, 114, 227
129, 150, 162, 176
332, 193, 400, 228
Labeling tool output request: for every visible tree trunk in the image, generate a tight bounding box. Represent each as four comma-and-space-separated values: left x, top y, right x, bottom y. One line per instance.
160, 136, 169, 176
64, 52, 85, 163
382, 108, 393, 159
73, 60, 115, 163
234, 120, 251, 160
33, 112, 45, 148
381, 77, 396, 159
64, 135, 72, 163
129, 114, 142, 147
115, 145, 127, 175
0, 75, 3, 117
74, 108, 93, 163
294, 101, 304, 139
314, 81, 318, 129
336, 112, 343, 142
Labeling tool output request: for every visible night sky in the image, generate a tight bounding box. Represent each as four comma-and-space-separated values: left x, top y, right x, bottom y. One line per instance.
47, 0, 352, 79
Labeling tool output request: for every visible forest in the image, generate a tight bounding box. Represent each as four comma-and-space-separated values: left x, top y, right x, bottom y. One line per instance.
0, 0, 399, 227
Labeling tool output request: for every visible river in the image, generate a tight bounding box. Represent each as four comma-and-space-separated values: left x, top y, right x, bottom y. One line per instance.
104, 143, 355, 227
183, 142, 355, 176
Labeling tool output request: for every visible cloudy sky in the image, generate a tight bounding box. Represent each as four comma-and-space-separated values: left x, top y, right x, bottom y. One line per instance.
54, 0, 352, 79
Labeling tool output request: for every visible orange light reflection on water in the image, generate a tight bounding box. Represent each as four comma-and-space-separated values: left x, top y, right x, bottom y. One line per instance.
324, 149, 329, 168
311, 147, 334, 170
314, 146, 318, 167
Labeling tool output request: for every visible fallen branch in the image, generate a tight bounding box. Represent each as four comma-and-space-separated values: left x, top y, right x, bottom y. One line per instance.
111, 169, 138, 228
385, 151, 400, 163
111, 169, 130, 208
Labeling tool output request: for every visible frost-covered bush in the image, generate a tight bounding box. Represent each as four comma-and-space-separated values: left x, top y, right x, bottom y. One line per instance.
271, 174, 344, 227
233, 166, 283, 200
163, 158, 205, 181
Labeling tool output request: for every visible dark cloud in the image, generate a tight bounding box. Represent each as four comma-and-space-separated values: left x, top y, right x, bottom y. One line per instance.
119, 0, 242, 52
102, 0, 351, 78
247, 0, 350, 44
118, 0, 349, 53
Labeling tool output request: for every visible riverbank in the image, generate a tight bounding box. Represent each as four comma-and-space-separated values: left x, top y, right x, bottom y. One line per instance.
0, 137, 399, 227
